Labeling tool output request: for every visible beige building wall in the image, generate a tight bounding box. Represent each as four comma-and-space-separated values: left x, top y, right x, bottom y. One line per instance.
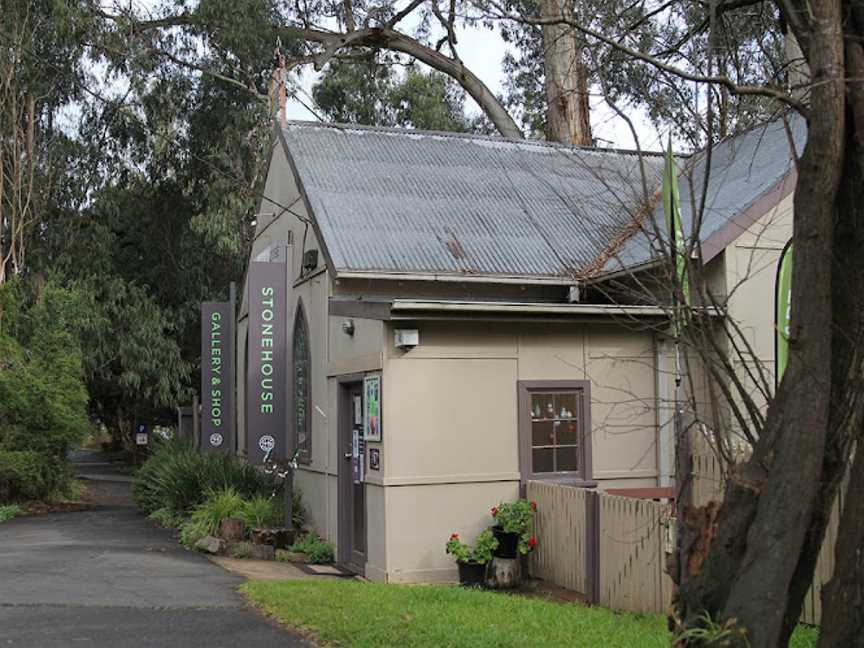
720, 191, 793, 443
378, 320, 659, 582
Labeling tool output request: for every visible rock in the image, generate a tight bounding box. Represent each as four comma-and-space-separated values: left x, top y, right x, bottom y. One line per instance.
485, 557, 521, 589
276, 550, 307, 563
250, 543, 275, 561
219, 517, 245, 543
195, 535, 226, 555
250, 527, 295, 549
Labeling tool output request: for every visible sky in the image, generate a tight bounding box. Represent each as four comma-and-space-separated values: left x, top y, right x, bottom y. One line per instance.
281, 22, 664, 152
127, 0, 664, 151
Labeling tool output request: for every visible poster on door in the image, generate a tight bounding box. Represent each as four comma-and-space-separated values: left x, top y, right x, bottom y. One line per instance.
363, 374, 381, 441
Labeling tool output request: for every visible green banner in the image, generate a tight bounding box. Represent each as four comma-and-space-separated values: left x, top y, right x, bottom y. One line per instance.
775, 240, 793, 385
663, 138, 688, 331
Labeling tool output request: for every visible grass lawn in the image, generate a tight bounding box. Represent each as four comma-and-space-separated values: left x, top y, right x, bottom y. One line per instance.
242, 580, 819, 647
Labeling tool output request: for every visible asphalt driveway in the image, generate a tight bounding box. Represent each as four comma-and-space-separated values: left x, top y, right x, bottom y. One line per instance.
0, 452, 307, 647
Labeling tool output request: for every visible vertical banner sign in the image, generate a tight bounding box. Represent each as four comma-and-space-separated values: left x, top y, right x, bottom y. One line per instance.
246, 262, 287, 464
201, 300, 235, 453
775, 241, 794, 386
663, 136, 689, 328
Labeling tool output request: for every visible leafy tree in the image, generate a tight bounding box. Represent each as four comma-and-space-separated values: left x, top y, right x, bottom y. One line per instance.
313, 59, 472, 132
0, 281, 90, 457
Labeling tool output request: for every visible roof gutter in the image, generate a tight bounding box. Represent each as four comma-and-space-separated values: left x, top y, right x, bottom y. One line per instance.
390, 300, 669, 317
336, 271, 578, 286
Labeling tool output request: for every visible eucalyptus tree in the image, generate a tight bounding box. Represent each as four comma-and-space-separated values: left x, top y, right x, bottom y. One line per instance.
313, 58, 473, 131
0, 0, 92, 288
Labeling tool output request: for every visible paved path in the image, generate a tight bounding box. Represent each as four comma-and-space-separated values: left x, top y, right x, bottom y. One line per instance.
0, 451, 308, 647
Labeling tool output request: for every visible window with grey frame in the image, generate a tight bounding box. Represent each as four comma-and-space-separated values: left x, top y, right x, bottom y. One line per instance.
518, 381, 592, 483
293, 303, 311, 464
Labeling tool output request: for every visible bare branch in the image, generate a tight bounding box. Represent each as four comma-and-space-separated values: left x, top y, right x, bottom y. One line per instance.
482, 1, 808, 116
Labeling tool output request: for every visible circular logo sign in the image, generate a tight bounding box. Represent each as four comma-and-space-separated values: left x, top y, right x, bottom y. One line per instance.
209, 433, 223, 447
258, 435, 276, 453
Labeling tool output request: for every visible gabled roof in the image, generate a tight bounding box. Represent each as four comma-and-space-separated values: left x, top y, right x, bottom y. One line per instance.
278, 115, 806, 285
604, 114, 806, 274
279, 123, 664, 284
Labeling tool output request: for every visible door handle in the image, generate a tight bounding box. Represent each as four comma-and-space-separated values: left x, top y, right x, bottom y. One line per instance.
344, 452, 352, 460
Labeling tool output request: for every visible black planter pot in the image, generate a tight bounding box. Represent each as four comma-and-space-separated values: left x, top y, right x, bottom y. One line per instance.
492, 526, 520, 559
457, 560, 487, 587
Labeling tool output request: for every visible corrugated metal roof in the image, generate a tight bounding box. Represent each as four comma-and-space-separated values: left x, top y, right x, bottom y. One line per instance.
605, 114, 807, 273
280, 123, 664, 281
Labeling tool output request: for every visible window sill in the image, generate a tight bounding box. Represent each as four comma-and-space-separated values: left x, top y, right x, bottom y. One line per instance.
527, 476, 597, 489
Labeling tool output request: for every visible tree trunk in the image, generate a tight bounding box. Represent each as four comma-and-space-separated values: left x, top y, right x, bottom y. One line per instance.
675, 3, 846, 645
538, 0, 591, 146
810, 20, 864, 645
818, 445, 864, 647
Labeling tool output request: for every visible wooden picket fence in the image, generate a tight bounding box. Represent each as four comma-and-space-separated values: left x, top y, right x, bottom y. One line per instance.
528, 481, 590, 595
528, 462, 847, 624
597, 492, 675, 615
527, 480, 673, 615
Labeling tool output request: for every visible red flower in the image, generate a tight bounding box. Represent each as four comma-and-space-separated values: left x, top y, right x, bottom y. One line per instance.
450, 532, 459, 540
491, 506, 498, 516
528, 536, 537, 548
530, 501, 538, 511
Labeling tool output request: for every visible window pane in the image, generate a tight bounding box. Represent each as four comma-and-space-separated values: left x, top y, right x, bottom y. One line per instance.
557, 420, 579, 445
532, 420, 554, 447
556, 446, 579, 472
533, 448, 554, 473
554, 392, 578, 420
531, 394, 555, 420
294, 309, 311, 458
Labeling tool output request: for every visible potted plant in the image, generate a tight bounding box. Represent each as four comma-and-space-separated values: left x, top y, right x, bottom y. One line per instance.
445, 530, 499, 587
490, 499, 538, 559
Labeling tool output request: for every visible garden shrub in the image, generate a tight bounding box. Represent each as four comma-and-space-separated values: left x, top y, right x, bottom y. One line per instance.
289, 531, 335, 564
0, 504, 22, 522
148, 507, 184, 529
242, 495, 282, 529
179, 517, 210, 548
229, 541, 254, 559
188, 488, 246, 537
0, 450, 72, 502
0, 281, 91, 503
133, 438, 280, 515
0, 282, 91, 458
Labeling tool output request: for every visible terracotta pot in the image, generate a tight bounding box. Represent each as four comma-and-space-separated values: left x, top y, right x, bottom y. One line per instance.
492, 526, 520, 559
457, 560, 487, 587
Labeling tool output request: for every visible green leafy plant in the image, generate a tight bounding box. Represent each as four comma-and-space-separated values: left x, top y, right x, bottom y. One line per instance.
178, 487, 247, 548
445, 529, 499, 564
179, 518, 210, 548
0, 504, 22, 523
0, 451, 71, 502
229, 541, 254, 559
148, 507, 184, 529
189, 488, 246, 536
242, 495, 281, 529
290, 531, 335, 564
491, 499, 538, 554
675, 611, 750, 647
290, 488, 306, 530
133, 438, 279, 515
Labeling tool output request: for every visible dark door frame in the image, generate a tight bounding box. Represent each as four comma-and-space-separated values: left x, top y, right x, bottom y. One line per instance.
336, 373, 367, 574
